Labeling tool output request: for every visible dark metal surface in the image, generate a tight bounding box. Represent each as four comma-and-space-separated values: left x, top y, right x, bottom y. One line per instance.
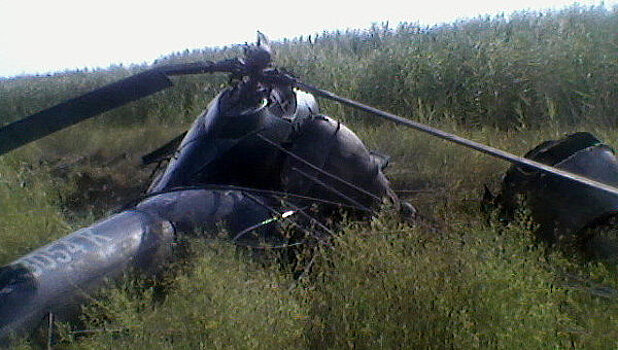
136, 188, 281, 244
146, 83, 392, 214
146, 87, 295, 193
278, 115, 393, 210
0, 210, 174, 341
498, 132, 618, 242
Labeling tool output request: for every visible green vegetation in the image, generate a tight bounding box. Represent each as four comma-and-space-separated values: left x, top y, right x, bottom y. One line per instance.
1, 4, 618, 349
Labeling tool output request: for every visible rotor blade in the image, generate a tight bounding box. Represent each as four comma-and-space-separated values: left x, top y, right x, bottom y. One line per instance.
294, 80, 618, 197
0, 70, 173, 155
157, 60, 239, 76
0, 61, 233, 156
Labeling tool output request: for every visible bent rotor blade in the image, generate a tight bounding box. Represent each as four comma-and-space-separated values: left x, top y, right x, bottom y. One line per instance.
0, 70, 173, 155
293, 80, 618, 197
0, 60, 232, 156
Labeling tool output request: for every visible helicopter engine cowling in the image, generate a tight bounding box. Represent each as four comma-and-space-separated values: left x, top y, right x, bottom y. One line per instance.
147, 85, 297, 193
281, 114, 395, 211
147, 85, 394, 213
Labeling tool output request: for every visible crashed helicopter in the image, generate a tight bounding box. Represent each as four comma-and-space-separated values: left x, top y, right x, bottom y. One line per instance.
0, 33, 400, 342
1, 32, 618, 343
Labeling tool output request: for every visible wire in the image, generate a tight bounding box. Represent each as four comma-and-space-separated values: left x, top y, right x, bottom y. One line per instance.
290, 166, 374, 214
134, 184, 369, 212
256, 133, 384, 204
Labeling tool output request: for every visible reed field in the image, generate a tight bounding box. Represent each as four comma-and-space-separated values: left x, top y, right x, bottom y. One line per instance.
1, 4, 618, 348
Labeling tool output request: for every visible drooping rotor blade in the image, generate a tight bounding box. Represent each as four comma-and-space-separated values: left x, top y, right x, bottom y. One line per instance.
158, 60, 241, 76
0, 70, 172, 155
292, 79, 618, 197
0, 61, 236, 156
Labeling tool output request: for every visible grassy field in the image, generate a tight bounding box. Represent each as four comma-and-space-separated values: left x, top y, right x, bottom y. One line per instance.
2, 4, 618, 349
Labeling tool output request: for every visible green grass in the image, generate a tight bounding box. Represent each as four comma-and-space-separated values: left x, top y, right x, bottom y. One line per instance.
1, 4, 618, 349
57, 242, 308, 349
0, 155, 70, 265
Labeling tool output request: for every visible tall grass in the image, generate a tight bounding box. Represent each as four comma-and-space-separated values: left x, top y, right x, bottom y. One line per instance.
58, 242, 308, 349
0, 155, 70, 265
2, 5, 616, 130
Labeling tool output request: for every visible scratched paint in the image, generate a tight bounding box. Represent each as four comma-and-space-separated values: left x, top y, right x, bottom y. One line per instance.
13, 227, 114, 278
